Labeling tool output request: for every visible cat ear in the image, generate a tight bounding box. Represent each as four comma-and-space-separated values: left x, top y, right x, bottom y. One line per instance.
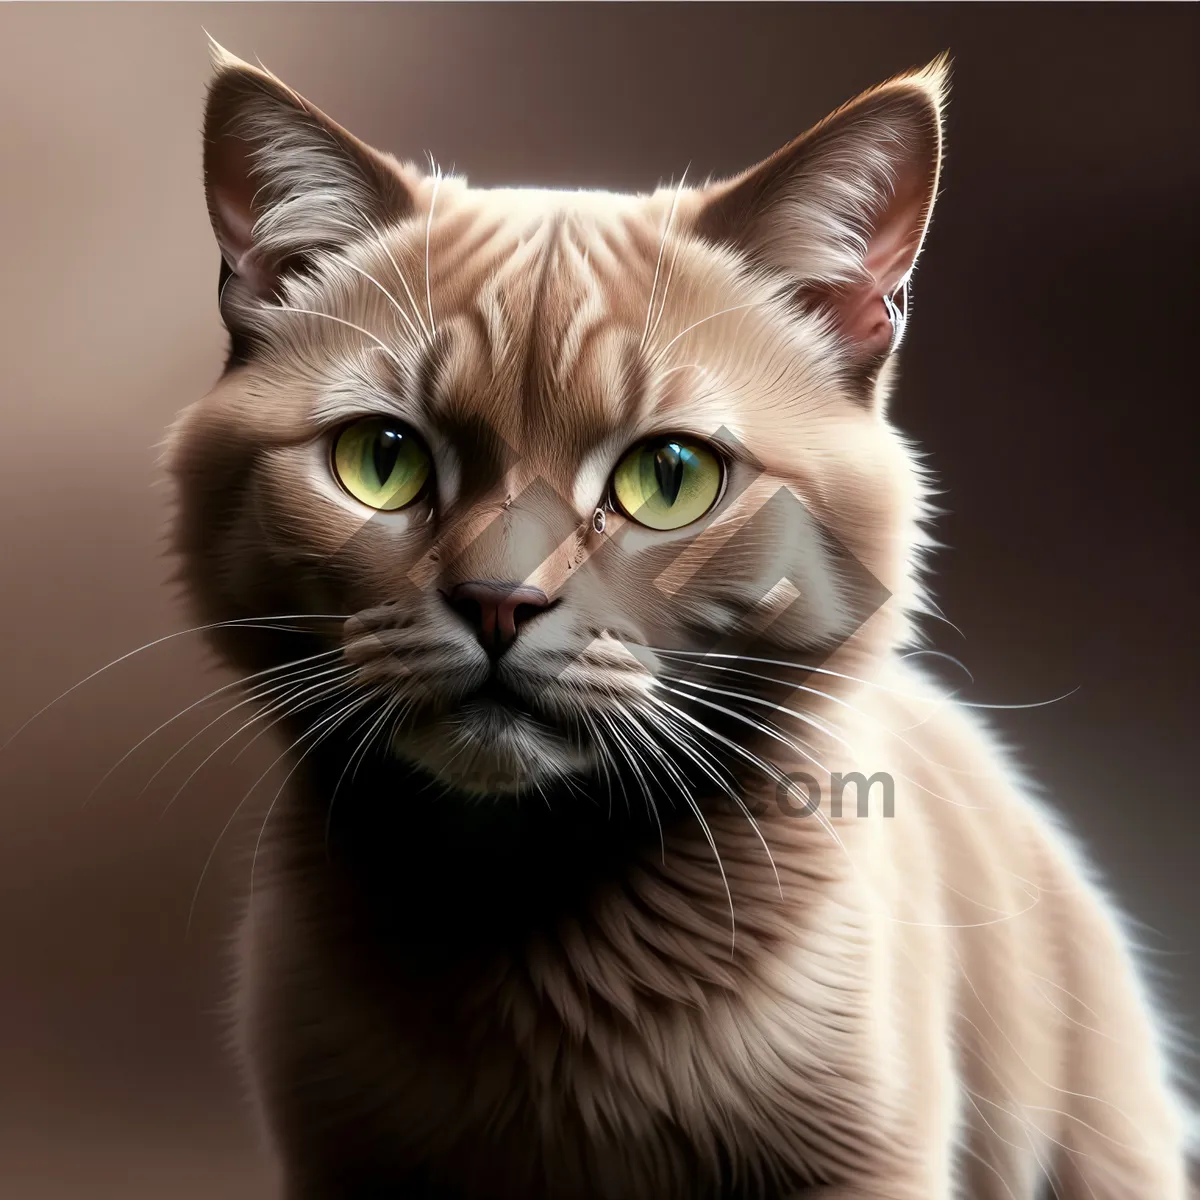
202, 37, 414, 302
694, 56, 948, 363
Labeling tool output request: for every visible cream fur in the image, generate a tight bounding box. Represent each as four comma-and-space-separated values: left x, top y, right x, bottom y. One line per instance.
165, 46, 1193, 1199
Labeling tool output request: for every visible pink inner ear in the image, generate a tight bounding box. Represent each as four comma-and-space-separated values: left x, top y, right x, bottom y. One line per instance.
212, 184, 254, 262
214, 190, 277, 300
823, 164, 932, 358
825, 284, 897, 359
209, 135, 280, 300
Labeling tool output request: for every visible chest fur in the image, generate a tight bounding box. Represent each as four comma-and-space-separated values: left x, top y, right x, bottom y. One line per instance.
247, 834, 900, 1199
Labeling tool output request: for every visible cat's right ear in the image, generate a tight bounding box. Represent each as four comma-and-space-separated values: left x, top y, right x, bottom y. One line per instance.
693, 58, 947, 370
203, 37, 414, 305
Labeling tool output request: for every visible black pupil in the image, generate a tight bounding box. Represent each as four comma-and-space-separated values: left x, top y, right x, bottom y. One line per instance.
653, 443, 685, 505
372, 429, 403, 485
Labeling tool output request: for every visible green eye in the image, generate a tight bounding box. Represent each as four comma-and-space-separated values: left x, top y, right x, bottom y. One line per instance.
611, 437, 723, 531
332, 418, 431, 511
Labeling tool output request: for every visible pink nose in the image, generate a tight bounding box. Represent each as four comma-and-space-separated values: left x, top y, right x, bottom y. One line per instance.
445, 581, 552, 657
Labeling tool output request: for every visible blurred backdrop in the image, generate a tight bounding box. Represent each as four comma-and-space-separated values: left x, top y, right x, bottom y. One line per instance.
0, 4, 1196, 1197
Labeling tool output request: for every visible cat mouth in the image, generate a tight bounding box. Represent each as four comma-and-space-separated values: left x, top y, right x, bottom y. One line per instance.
466, 677, 541, 720
392, 672, 590, 793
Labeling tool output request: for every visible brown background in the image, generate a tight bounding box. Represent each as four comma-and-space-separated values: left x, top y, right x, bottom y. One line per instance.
0, 4, 1196, 1197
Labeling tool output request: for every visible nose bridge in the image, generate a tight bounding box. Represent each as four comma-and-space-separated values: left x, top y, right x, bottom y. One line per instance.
442, 475, 580, 594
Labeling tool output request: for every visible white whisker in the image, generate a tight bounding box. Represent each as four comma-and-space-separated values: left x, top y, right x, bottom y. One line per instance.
640, 167, 688, 352
323, 702, 392, 854
660, 668, 988, 810
158, 667, 357, 820
652, 648, 1078, 711
645, 167, 690, 350
248, 688, 383, 903
647, 302, 760, 370
1, 614, 348, 756
187, 684, 379, 934
358, 209, 434, 344
645, 695, 783, 898
268, 304, 407, 370
424, 163, 443, 338
326, 251, 427, 347
649, 687, 850, 865
80, 647, 344, 810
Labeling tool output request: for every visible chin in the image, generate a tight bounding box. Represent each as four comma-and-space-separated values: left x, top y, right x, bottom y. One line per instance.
391, 701, 594, 798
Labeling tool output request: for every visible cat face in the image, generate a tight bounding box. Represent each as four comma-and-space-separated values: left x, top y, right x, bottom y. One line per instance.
168, 44, 944, 797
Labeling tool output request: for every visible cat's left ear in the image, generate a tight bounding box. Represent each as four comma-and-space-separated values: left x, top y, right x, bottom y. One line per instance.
694, 56, 948, 368
202, 37, 414, 302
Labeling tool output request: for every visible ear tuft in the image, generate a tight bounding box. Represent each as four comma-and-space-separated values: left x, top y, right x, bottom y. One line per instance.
896, 51, 952, 113
695, 56, 950, 366
202, 30, 241, 72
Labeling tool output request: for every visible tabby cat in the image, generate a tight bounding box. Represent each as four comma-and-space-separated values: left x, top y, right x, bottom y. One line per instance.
165, 40, 1191, 1199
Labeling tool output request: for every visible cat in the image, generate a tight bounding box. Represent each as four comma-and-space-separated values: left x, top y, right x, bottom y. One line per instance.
164, 39, 1192, 1200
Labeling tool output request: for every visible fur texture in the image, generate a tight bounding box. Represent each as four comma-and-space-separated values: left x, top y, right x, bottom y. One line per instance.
165, 43, 1192, 1199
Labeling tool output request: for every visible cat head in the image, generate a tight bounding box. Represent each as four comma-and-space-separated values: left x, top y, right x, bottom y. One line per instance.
167, 41, 945, 799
